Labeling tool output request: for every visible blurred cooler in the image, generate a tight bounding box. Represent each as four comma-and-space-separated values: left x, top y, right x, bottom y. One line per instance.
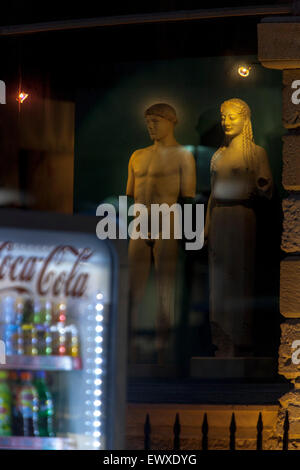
0, 210, 128, 450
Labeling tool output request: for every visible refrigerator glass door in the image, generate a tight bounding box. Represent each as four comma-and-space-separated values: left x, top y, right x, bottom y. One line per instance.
0, 228, 114, 450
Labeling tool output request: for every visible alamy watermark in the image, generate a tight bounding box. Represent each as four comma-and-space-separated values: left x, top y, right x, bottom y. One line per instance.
0, 81, 6, 104
291, 340, 300, 365
96, 196, 204, 250
0, 341, 6, 364
291, 80, 300, 104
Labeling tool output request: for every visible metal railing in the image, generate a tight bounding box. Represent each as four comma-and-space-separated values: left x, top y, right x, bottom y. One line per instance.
143, 410, 290, 450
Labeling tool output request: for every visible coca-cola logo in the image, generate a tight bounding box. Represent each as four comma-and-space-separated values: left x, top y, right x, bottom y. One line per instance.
0, 242, 93, 298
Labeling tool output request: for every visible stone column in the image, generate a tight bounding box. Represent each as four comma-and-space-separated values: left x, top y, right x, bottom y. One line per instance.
258, 17, 300, 449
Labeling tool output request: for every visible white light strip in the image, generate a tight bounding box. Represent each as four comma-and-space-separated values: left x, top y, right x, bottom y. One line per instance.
84, 294, 105, 450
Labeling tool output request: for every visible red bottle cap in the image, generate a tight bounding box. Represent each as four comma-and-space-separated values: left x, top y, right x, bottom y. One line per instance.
20, 372, 32, 381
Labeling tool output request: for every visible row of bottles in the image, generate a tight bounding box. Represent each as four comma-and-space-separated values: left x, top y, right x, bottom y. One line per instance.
0, 296, 80, 357
5, 324, 79, 357
2, 296, 67, 326
0, 370, 55, 437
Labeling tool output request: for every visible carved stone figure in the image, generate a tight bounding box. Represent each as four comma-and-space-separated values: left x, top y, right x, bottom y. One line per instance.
126, 103, 196, 364
205, 98, 273, 357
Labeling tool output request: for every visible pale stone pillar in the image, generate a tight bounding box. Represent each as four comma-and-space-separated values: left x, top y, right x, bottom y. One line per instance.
258, 17, 300, 449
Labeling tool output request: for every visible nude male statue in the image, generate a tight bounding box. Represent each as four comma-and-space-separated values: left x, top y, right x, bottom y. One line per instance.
126, 103, 196, 364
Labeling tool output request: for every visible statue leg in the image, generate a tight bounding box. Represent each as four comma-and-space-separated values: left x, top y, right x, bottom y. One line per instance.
128, 237, 152, 363
209, 205, 256, 357
153, 237, 178, 364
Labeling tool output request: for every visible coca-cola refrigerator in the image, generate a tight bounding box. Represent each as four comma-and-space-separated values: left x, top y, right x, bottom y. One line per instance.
0, 209, 128, 450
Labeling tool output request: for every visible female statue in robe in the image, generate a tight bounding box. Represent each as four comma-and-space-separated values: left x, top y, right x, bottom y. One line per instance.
205, 98, 273, 357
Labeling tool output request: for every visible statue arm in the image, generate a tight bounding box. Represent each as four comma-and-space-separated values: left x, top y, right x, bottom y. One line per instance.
255, 146, 273, 199
126, 153, 136, 198
180, 151, 196, 199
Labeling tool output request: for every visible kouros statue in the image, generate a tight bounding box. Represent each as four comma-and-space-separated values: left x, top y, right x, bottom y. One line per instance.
205, 98, 273, 357
126, 103, 196, 364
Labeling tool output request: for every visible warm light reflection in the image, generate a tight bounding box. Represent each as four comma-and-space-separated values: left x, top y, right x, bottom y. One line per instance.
238, 65, 251, 78
16, 92, 29, 103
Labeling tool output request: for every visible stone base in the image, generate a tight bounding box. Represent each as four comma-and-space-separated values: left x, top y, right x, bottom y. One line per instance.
190, 357, 277, 379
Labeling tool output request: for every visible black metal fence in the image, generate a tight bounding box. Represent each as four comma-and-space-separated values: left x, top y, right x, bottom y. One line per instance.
143, 410, 289, 450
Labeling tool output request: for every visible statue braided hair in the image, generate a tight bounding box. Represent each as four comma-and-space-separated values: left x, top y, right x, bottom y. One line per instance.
211, 98, 255, 172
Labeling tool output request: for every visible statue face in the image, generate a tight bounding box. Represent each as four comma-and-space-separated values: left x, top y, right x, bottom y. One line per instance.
220, 104, 245, 139
145, 114, 174, 141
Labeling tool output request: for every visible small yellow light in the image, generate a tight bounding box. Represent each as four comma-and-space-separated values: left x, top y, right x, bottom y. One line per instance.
17, 92, 29, 103
238, 65, 251, 78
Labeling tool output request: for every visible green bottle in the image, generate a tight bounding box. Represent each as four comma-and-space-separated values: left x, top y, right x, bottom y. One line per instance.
34, 300, 52, 325
33, 299, 42, 325
23, 298, 34, 324
34, 371, 55, 437
0, 371, 11, 436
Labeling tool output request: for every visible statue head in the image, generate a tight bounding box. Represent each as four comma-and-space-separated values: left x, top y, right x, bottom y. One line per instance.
219, 98, 254, 170
144, 103, 177, 142
220, 98, 253, 142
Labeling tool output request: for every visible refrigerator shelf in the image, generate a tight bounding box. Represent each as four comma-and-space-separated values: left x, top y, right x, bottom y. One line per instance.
0, 436, 76, 450
0, 355, 82, 370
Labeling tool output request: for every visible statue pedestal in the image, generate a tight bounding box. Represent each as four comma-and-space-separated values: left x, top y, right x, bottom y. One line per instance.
190, 357, 277, 379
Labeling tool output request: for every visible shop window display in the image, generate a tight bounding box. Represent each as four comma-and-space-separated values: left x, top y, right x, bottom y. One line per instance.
0, 17, 283, 382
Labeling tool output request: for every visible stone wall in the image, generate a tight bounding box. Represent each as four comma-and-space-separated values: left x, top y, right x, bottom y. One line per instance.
259, 17, 300, 449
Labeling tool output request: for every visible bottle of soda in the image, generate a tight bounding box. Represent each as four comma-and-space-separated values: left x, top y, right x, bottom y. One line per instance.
57, 302, 67, 325
15, 298, 24, 325
57, 325, 66, 356
0, 370, 11, 436
35, 325, 52, 355
41, 300, 52, 325
22, 298, 34, 324
1, 296, 18, 356
2, 296, 16, 322
22, 324, 39, 356
16, 326, 24, 355
44, 326, 52, 355
17, 372, 39, 437
66, 325, 79, 357
31, 326, 38, 356
4, 324, 18, 356
9, 371, 22, 435
34, 371, 55, 437
33, 299, 42, 325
